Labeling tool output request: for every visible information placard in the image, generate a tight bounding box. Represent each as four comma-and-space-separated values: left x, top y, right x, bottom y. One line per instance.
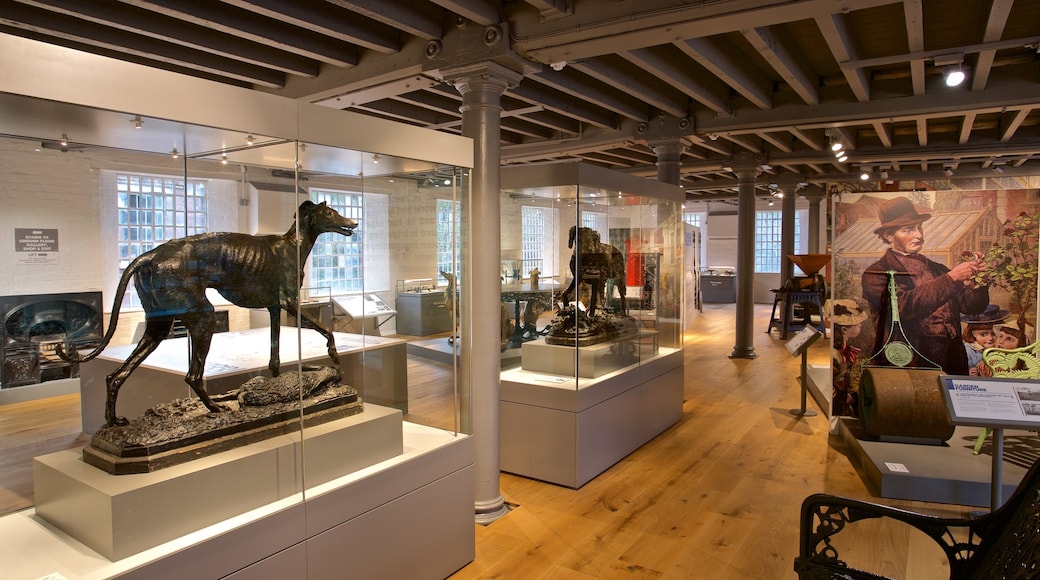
785, 325, 821, 357
14, 227, 59, 264
938, 375, 1040, 430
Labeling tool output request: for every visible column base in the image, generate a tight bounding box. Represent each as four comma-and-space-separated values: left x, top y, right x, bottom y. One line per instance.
729, 348, 758, 359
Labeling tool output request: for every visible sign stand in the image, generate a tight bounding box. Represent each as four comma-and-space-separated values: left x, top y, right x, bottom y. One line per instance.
786, 325, 822, 417
937, 375, 1040, 509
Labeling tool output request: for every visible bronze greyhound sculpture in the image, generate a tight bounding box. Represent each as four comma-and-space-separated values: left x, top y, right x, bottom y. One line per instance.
559, 226, 627, 316
58, 200, 357, 427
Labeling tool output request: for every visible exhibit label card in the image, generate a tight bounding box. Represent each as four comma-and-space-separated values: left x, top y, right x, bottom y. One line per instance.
939, 376, 1040, 429
785, 325, 821, 357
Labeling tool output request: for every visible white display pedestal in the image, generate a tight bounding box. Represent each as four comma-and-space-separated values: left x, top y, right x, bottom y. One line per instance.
79, 327, 408, 433
500, 349, 683, 488
520, 331, 658, 379
35, 405, 403, 560
3, 419, 474, 580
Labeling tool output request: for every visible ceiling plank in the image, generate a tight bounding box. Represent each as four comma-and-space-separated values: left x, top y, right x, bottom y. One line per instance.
959, 112, 976, 144
220, 0, 402, 53
117, 0, 358, 67
18, 0, 320, 76
722, 134, 760, 153
512, 0, 894, 63
676, 37, 771, 110
789, 128, 823, 151
619, 47, 729, 114
971, 0, 1014, 91
566, 58, 688, 117
0, 1, 286, 86
1001, 108, 1030, 142
528, 69, 647, 121
872, 121, 893, 147
322, 0, 442, 40
741, 26, 818, 106
815, 12, 869, 102
902, 0, 925, 96
509, 81, 620, 129
755, 131, 792, 153
429, 0, 500, 26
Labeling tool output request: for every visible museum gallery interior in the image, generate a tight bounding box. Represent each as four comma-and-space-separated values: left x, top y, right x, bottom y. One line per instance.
1, 1, 1040, 578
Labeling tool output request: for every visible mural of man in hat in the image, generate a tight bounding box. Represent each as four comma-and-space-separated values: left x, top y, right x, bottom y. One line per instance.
827, 298, 869, 416
861, 196, 990, 374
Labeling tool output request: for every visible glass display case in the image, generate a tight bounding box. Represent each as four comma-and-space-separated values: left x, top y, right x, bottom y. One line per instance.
0, 34, 473, 579
498, 161, 685, 488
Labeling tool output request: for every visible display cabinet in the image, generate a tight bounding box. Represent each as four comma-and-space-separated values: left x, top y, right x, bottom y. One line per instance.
0, 34, 473, 579
499, 162, 685, 488
395, 278, 454, 336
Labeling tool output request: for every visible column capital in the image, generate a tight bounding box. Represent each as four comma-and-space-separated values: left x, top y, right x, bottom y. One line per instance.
438, 61, 524, 99
725, 151, 768, 179
637, 114, 693, 143
800, 184, 827, 203
775, 174, 804, 197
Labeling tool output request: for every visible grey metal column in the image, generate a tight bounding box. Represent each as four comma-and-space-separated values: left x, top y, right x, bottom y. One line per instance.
442, 61, 521, 525
801, 185, 827, 254
651, 140, 685, 186
729, 152, 763, 359
778, 177, 799, 285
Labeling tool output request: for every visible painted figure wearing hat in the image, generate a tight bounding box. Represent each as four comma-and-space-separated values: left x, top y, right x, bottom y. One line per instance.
827, 299, 868, 416
962, 304, 1010, 374
861, 196, 990, 374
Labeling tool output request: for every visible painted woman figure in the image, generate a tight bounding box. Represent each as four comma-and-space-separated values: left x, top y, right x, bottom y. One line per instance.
827, 299, 868, 417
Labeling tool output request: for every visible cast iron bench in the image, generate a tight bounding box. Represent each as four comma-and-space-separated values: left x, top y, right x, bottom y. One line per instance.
794, 455, 1040, 579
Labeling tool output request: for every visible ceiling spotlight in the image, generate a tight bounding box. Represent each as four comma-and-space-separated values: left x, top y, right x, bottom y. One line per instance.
993, 165, 1005, 175
246, 135, 254, 146
860, 168, 871, 180
935, 53, 965, 87
171, 147, 179, 159
372, 154, 380, 164
768, 199, 774, 206
59, 133, 69, 152
837, 154, 848, 163
944, 167, 954, 177
221, 152, 228, 165
131, 115, 143, 129
944, 65, 965, 87
830, 141, 843, 152
880, 169, 889, 179
444, 178, 452, 185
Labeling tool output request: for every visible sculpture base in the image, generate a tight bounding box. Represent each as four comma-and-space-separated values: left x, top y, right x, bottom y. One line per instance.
544, 309, 639, 347
86, 367, 362, 474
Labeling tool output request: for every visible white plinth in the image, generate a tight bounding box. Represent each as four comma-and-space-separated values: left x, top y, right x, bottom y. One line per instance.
3, 422, 473, 580
79, 327, 408, 433
34, 404, 403, 561
501, 349, 683, 488
520, 332, 658, 378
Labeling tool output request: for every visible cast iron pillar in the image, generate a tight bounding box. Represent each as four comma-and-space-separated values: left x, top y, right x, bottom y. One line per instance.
729, 152, 764, 359
777, 177, 801, 285
801, 184, 826, 254
442, 61, 522, 525
650, 140, 686, 186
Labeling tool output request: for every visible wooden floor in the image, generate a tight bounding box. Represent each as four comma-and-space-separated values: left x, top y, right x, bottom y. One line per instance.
449, 304, 970, 580
0, 305, 973, 578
